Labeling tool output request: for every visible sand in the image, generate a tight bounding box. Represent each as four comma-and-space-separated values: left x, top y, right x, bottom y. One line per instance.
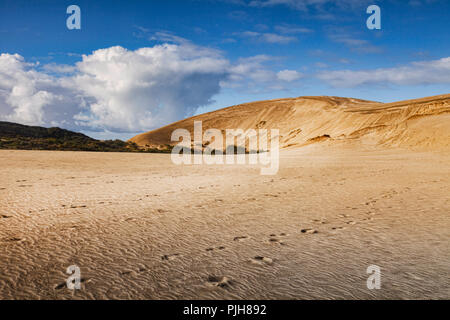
0, 145, 449, 299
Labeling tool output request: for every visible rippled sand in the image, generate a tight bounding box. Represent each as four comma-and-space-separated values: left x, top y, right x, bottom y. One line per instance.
0, 147, 449, 299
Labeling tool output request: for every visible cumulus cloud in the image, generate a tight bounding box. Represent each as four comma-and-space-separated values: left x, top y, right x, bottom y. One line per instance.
317, 57, 450, 87
0, 45, 230, 132
1, 41, 302, 133
71, 44, 229, 132
0, 53, 81, 126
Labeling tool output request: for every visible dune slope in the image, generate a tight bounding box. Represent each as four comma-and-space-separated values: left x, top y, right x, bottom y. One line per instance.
130, 94, 450, 151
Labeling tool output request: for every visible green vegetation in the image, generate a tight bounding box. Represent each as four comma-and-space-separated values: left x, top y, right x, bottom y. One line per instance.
0, 121, 172, 153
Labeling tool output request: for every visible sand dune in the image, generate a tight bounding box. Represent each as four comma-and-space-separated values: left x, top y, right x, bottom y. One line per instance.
130, 94, 450, 151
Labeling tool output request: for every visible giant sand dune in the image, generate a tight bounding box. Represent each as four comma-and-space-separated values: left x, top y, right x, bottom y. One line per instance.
131, 94, 450, 151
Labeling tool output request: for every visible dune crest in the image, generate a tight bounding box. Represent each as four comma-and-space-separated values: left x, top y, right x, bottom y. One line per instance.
130, 94, 450, 151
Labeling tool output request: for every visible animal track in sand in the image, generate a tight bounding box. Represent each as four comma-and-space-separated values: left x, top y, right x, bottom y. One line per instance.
331, 226, 345, 231
233, 236, 249, 242
207, 276, 233, 288
1, 215, 12, 219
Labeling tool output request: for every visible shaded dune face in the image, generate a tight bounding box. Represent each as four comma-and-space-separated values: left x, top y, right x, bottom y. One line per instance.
130, 94, 450, 151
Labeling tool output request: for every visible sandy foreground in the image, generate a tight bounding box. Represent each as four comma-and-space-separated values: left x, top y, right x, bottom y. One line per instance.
0, 147, 449, 299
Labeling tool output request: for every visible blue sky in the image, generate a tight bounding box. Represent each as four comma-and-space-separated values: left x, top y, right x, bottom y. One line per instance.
0, 0, 449, 139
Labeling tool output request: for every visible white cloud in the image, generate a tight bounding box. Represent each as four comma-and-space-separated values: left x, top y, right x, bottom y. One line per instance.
1, 42, 300, 133
236, 31, 297, 44
42, 63, 76, 74
277, 69, 303, 82
0, 45, 230, 132
0, 53, 78, 126
318, 57, 450, 87
71, 44, 230, 132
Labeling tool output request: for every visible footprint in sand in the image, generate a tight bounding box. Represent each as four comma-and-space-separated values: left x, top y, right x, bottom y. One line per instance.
207, 276, 233, 288
264, 194, 279, 198
312, 219, 328, 225
206, 246, 226, 252
269, 233, 288, 237
70, 205, 87, 209
2, 237, 25, 243
345, 221, 357, 225
250, 256, 274, 265
331, 226, 346, 231
301, 228, 318, 234
267, 237, 286, 245
1, 215, 12, 219
233, 236, 248, 242
161, 253, 182, 261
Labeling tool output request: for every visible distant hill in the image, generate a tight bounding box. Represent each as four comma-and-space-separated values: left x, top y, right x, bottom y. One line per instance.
0, 121, 169, 152
130, 94, 450, 152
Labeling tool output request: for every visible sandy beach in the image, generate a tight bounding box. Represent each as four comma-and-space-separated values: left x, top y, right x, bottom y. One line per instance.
1, 145, 449, 299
